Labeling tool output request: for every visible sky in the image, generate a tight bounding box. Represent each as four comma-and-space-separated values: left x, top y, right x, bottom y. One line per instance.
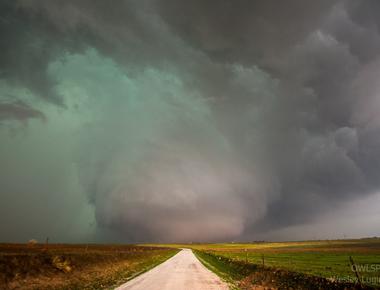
0, 0, 380, 243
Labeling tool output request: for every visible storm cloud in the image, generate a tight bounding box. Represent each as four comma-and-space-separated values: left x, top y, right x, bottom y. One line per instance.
1, 0, 380, 243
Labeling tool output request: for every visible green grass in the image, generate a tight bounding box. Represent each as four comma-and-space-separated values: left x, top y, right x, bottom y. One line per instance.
217, 251, 380, 285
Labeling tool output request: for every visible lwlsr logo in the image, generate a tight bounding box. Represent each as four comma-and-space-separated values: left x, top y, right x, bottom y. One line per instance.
351, 264, 380, 273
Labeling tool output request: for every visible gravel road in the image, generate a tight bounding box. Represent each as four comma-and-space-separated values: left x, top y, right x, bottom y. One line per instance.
115, 249, 229, 290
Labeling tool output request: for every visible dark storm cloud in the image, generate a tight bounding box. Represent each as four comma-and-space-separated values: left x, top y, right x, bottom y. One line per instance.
158, 0, 337, 67
156, 0, 380, 235
1, 0, 380, 242
0, 1, 75, 104
0, 100, 45, 123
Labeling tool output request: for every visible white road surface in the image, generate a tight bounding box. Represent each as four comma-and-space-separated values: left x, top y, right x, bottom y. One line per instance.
115, 249, 229, 290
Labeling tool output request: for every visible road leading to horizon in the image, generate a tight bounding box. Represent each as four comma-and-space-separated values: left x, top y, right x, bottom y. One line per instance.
115, 249, 229, 290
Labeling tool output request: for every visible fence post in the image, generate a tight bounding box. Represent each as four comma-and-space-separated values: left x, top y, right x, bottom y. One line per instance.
349, 256, 363, 288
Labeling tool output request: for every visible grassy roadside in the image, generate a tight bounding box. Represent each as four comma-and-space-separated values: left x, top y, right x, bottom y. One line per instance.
90, 248, 179, 290
194, 250, 257, 289
0, 244, 179, 290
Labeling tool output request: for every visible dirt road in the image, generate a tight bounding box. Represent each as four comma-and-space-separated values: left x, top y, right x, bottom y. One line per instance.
115, 249, 229, 290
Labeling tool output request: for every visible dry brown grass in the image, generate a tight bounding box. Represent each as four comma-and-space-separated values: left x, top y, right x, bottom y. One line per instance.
0, 243, 178, 290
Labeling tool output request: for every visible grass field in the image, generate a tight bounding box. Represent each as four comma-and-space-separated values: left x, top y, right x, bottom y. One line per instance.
145, 238, 380, 289
0, 243, 178, 290
2, 239, 379, 289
